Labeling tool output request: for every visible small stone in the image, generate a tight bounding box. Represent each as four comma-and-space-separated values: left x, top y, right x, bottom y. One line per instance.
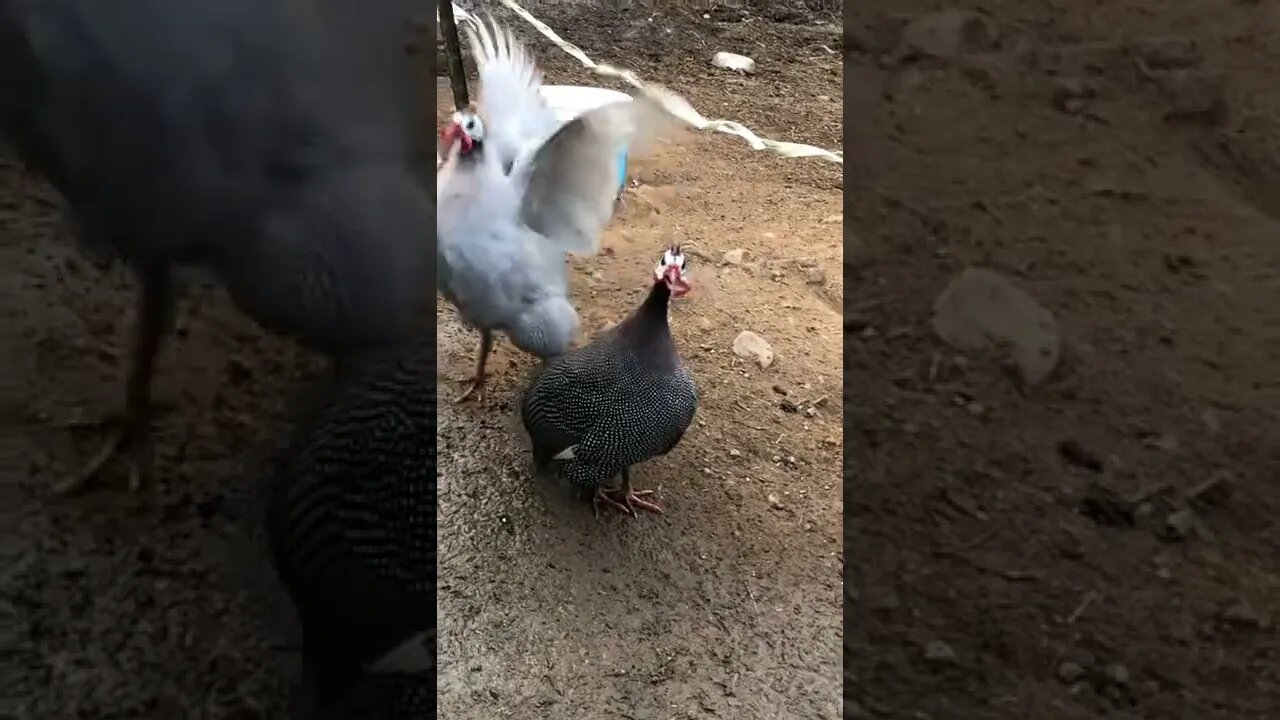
923, 640, 957, 663
899, 10, 996, 60
1057, 661, 1085, 683
732, 330, 775, 369
767, 494, 785, 510
722, 248, 749, 265
803, 267, 827, 285
1162, 72, 1227, 125
1158, 508, 1196, 542
821, 213, 842, 224
711, 51, 756, 74
1105, 663, 1130, 686
1220, 598, 1264, 628
805, 407, 819, 418
1051, 77, 1095, 113
1134, 36, 1202, 70
728, 448, 742, 458
932, 267, 1060, 387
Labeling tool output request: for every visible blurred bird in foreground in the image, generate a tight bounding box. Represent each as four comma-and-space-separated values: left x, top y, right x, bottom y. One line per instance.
0, 0, 432, 494
266, 339, 433, 718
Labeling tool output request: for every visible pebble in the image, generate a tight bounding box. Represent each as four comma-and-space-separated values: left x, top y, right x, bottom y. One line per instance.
1159, 508, 1196, 542
1220, 598, 1264, 628
932, 267, 1061, 387
722, 248, 749, 265
899, 10, 996, 60
732, 330, 775, 369
1162, 72, 1227, 125
728, 448, 741, 458
923, 640, 957, 663
767, 494, 785, 510
1057, 661, 1085, 683
711, 51, 756, 74
1105, 662, 1131, 686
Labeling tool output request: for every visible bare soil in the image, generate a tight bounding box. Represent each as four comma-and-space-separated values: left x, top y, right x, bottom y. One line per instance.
436, 3, 843, 719
848, 2, 1280, 719
2, 3, 843, 719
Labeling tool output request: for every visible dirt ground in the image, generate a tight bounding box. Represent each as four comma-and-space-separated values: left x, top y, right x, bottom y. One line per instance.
436, 3, 843, 719
848, 2, 1280, 719
0, 3, 843, 720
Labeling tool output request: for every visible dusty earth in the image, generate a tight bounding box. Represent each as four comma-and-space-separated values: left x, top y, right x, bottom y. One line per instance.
849, 2, 1280, 719
437, 3, 843, 719
0, 2, 843, 720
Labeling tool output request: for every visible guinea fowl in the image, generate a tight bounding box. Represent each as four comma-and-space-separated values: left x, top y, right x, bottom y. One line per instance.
521, 245, 698, 516
266, 340, 433, 718
0, 0, 432, 494
436, 14, 678, 404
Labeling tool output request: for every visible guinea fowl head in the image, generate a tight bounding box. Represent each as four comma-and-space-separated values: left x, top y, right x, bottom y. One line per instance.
653, 245, 691, 297
439, 104, 485, 159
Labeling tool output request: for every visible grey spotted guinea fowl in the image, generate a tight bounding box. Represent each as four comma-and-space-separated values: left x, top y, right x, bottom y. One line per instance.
521, 245, 698, 516
266, 340, 433, 718
0, 0, 431, 495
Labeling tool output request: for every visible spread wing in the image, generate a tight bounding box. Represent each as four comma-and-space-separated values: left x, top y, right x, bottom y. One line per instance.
516, 89, 677, 255
462, 14, 555, 173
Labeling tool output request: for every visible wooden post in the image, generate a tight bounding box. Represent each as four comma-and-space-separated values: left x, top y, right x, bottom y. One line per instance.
437, 0, 469, 110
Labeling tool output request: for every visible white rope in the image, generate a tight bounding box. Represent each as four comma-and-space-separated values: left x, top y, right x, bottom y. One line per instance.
441, 0, 843, 165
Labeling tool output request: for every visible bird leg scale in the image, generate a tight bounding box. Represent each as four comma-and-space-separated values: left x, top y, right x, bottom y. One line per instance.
454, 329, 493, 404
594, 469, 664, 517
52, 268, 173, 495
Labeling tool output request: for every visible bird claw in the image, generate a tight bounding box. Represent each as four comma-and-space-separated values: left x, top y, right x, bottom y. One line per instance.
453, 379, 486, 404
52, 413, 155, 495
593, 487, 664, 518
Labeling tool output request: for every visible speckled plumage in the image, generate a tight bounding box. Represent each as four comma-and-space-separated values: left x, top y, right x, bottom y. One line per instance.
266, 340, 433, 712
521, 281, 698, 491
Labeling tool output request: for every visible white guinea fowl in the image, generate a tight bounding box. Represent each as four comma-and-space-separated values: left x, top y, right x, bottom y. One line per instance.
436, 14, 678, 404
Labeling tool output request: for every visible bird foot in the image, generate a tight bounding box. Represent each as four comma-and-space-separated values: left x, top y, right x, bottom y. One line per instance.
453, 378, 486, 404
52, 411, 155, 495
593, 487, 664, 518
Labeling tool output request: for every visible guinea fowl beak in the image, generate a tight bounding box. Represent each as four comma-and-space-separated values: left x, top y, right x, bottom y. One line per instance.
440, 123, 472, 156
664, 266, 691, 297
